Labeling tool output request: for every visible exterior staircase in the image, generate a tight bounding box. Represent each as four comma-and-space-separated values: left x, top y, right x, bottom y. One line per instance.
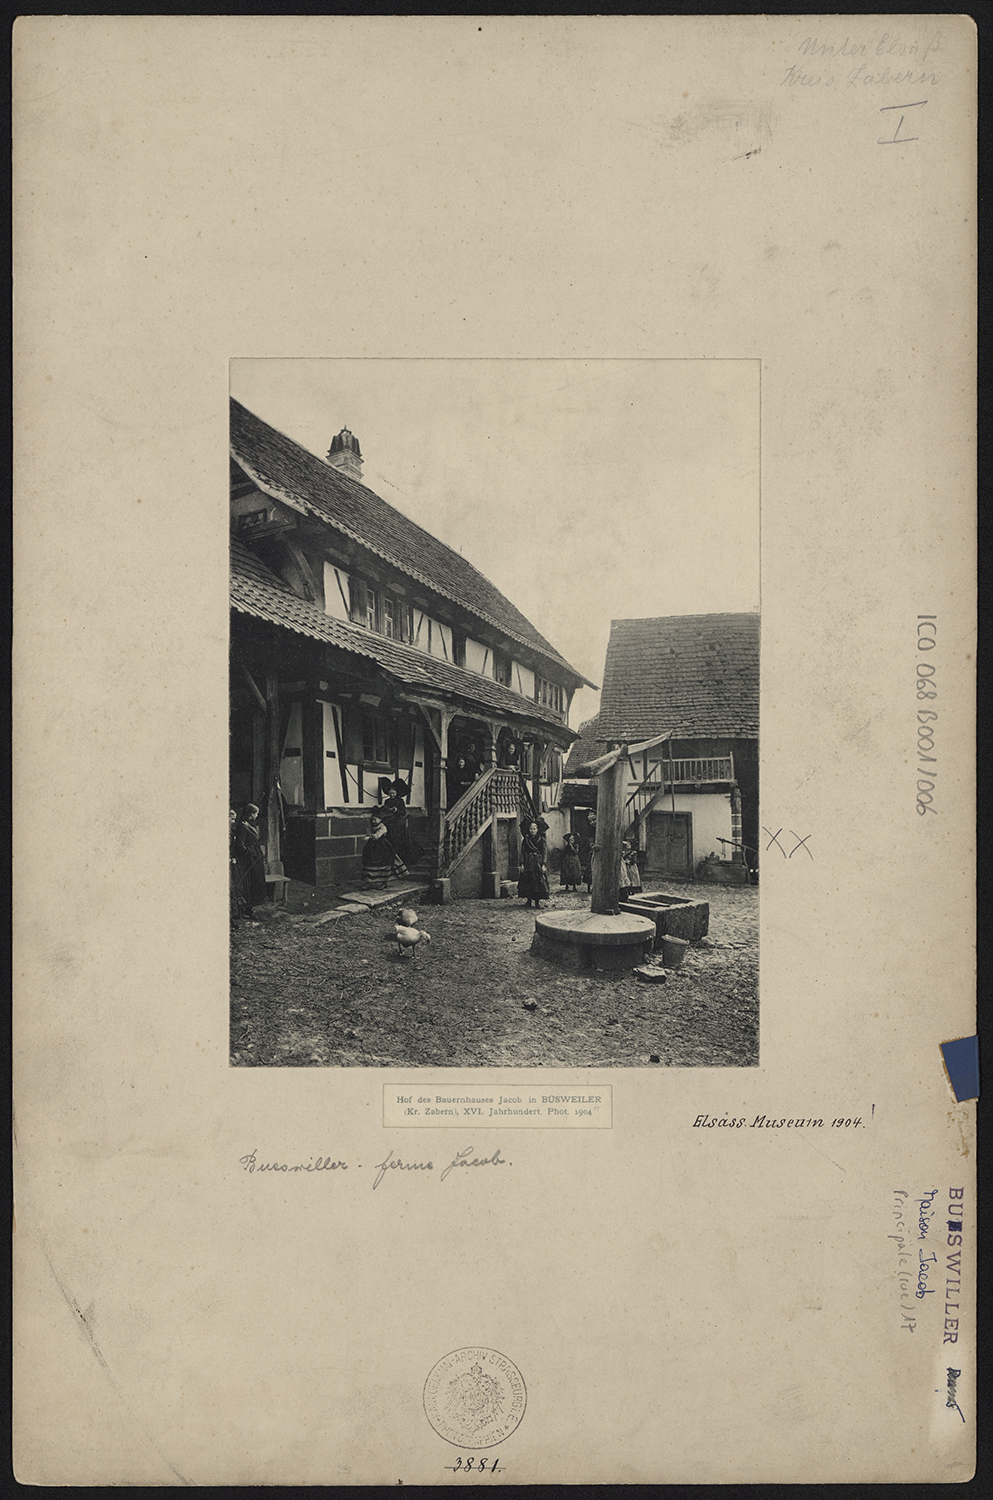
441, 766, 530, 878
622, 755, 735, 838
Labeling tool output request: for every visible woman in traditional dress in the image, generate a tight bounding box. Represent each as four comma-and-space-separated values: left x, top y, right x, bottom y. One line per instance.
581, 810, 597, 893
517, 817, 550, 909
234, 803, 267, 917
229, 809, 241, 922
362, 816, 408, 888
379, 778, 422, 870
559, 832, 583, 892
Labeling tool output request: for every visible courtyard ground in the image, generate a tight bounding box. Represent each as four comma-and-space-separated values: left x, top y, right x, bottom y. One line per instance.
230, 879, 758, 1069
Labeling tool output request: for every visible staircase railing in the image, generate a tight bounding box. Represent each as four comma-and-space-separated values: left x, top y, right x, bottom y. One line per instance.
623, 755, 736, 841
443, 767, 525, 872
442, 768, 532, 872
624, 756, 735, 818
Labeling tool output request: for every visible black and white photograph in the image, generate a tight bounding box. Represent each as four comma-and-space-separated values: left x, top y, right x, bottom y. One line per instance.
16, 16, 975, 1488
229, 359, 759, 1067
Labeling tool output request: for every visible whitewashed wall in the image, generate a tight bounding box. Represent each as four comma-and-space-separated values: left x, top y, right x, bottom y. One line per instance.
280, 702, 305, 807
640, 790, 731, 864
410, 722, 426, 807
322, 702, 346, 807
323, 563, 351, 621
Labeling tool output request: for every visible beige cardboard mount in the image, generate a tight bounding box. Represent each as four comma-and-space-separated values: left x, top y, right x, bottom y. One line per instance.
13, 16, 975, 1485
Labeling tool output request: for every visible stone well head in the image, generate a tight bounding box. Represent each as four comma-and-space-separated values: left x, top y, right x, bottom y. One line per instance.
530, 910, 655, 973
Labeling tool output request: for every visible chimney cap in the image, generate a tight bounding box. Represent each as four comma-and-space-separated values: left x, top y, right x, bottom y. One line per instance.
328, 427, 362, 459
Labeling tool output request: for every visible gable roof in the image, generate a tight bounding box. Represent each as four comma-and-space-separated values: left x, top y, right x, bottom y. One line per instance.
563, 716, 601, 776
597, 614, 759, 742
230, 398, 592, 686
231, 538, 576, 736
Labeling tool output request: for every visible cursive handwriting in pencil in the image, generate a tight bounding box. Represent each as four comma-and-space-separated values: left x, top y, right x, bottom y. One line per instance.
441, 1146, 509, 1182
372, 1148, 433, 1189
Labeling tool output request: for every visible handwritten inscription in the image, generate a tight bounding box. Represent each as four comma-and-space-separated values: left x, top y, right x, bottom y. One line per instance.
237, 1145, 511, 1188
915, 1187, 938, 1241
762, 828, 813, 860
239, 1150, 346, 1174
781, 30, 943, 89
878, 100, 926, 146
441, 1146, 508, 1182
939, 1368, 966, 1424
916, 616, 938, 815
890, 1189, 917, 1333
916, 1247, 938, 1300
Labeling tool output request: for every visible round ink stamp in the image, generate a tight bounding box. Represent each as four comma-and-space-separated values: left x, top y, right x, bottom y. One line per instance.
423, 1347, 527, 1449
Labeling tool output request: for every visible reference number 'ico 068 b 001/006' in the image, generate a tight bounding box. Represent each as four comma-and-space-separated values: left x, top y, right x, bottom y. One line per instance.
916, 615, 938, 817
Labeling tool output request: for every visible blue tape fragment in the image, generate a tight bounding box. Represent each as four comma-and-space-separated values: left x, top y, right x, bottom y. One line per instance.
940, 1036, 979, 1103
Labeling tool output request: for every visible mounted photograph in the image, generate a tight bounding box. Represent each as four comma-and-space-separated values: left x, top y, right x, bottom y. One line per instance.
229, 359, 759, 1067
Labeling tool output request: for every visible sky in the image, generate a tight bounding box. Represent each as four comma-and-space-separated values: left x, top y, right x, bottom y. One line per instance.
230, 359, 760, 729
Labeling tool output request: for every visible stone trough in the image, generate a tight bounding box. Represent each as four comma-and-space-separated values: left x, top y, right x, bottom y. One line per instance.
530, 910, 656, 972
619, 892, 710, 947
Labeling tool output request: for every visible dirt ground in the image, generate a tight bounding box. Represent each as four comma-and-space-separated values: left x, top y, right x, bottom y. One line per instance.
230, 879, 758, 1069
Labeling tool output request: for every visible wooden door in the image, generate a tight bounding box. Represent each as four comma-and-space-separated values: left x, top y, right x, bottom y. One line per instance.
646, 812, 693, 877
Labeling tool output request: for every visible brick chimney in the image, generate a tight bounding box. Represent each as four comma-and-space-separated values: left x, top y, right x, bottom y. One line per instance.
326, 427, 363, 481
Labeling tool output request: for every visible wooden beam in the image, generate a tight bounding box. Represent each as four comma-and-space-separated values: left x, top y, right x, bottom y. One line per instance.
284, 542, 320, 603
416, 702, 444, 753
240, 663, 267, 715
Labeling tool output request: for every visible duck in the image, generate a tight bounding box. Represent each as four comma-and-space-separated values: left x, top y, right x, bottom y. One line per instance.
395, 924, 431, 960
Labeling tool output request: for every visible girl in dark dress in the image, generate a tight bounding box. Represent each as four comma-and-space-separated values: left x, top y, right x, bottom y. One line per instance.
362, 816, 408, 887
517, 818, 550, 909
234, 804, 267, 916
379, 779, 422, 869
560, 832, 583, 891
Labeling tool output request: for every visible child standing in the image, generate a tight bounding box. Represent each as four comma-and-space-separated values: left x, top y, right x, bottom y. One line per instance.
619, 840, 643, 902
560, 832, 583, 891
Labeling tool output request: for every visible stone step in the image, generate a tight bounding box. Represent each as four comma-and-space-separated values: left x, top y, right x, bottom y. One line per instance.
336, 881, 432, 911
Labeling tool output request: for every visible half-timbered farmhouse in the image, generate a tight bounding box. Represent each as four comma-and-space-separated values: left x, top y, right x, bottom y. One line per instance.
229, 399, 592, 897
576, 614, 759, 883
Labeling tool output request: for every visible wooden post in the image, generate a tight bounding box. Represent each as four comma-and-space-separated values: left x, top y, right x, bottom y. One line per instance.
435, 710, 452, 874
265, 664, 280, 867
251, 697, 264, 809
302, 688, 324, 814
531, 739, 544, 821
591, 752, 626, 915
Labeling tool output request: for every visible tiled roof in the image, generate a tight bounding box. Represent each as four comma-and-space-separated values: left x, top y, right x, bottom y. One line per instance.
231, 399, 592, 685
563, 716, 601, 776
597, 614, 759, 742
231, 537, 576, 736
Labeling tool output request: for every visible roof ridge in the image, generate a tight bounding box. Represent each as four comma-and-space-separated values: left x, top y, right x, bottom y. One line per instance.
230, 398, 594, 686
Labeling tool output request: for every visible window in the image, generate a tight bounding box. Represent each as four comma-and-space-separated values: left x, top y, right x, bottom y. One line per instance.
362, 713, 390, 765
452, 631, 466, 668
383, 597, 398, 639
493, 650, 512, 687
364, 585, 379, 631
536, 677, 564, 714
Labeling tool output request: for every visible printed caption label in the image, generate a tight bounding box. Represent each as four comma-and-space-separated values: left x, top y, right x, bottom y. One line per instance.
384, 1084, 612, 1128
